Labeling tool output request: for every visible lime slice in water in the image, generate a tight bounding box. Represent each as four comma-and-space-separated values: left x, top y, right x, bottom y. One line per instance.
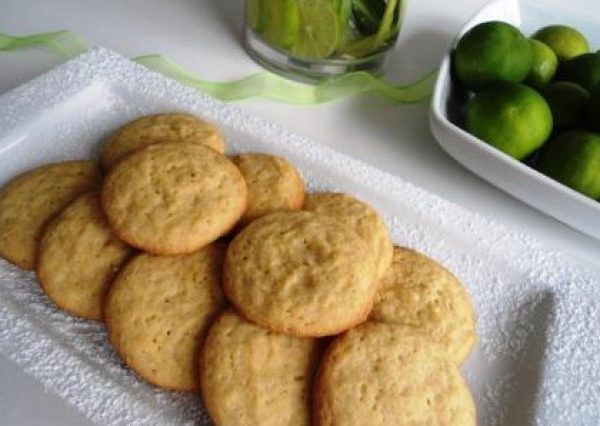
261, 0, 300, 50
292, 0, 340, 59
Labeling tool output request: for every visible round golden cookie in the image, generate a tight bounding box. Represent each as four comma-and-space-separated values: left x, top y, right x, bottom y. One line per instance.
105, 244, 226, 391
0, 161, 101, 270
224, 211, 379, 337
369, 247, 476, 364
101, 113, 225, 169
37, 193, 133, 320
230, 153, 305, 223
101, 143, 247, 255
200, 309, 320, 426
314, 322, 476, 426
304, 193, 392, 279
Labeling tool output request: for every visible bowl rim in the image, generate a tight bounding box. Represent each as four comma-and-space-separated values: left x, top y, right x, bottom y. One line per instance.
429, 0, 600, 216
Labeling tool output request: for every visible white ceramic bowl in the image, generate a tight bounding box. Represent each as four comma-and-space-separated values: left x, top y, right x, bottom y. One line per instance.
430, 0, 600, 241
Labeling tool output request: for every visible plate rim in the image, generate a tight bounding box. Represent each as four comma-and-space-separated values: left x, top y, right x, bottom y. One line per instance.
0, 46, 598, 426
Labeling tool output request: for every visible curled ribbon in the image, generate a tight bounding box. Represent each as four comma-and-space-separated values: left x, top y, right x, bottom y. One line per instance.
0, 30, 436, 105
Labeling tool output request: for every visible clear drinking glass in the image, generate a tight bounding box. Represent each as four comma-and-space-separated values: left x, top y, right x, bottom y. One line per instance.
243, 0, 405, 81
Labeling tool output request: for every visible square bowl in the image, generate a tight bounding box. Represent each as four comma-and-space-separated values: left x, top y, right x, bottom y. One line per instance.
429, 0, 600, 241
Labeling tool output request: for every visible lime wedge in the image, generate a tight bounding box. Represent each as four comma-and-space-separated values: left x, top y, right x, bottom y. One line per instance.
245, 0, 262, 32
292, 0, 340, 59
262, 0, 300, 50
336, 0, 352, 47
339, 0, 401, 58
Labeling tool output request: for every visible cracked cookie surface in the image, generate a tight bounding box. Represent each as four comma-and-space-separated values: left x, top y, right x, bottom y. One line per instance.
369, 247, 476, 364
314, 322, 476, 426
224, 210, 379, 337
37, 193, 132, 320
0, 161, 101, 269
304, 193, 392, 279
101, 143, 246, 254
231, 153, 305, 224
200, 310, 320, 426
105, 243, 226, 391
102, 113, 225, 169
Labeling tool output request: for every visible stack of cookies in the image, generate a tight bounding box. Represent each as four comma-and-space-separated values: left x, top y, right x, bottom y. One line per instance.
0, 113, 478, 425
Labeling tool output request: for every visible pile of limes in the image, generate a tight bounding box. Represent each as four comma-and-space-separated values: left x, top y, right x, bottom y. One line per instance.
453, 21, 600, 200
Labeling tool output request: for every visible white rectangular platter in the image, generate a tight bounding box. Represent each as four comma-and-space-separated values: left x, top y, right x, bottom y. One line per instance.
430, 0, 600, 241
0, 48, 598, 426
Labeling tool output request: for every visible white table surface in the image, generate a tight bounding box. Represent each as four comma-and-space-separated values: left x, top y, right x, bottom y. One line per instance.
0, 0, 599, 424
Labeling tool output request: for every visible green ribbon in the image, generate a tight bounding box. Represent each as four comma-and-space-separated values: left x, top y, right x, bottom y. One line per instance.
0, 30, 436, 105
0, 30, 88, 60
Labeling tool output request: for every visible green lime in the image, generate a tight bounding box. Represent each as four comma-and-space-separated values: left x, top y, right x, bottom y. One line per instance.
261, 0, 300, 50
542, 82, 590, 131
454, 21, 532, 91
538, 131, 600, 199
525, 39, 558, 89
532, 25, 589, 61
246, 0, 263, 32
558, 53, 600, 92
465, 82, 553, 160
588, 85, 600, 132
291, 0, 340, 59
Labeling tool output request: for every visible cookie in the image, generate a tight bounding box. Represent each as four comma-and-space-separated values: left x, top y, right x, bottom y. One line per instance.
224, 211, 379, 337
304, 193, 392, 279
314, 322, 476, 426
36, 193, 133, 320
101, 113, 225, 169
200, 310, 320, 426
104, 243, 226, 391
369, 247, 476, 364
231, 153, 305, 223
0, 161, 101, 269
101, 143, 247, 255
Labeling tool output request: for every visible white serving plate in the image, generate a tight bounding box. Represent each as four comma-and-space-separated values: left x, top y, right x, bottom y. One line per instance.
0, 48, 598, 426
430, 0, 600, 241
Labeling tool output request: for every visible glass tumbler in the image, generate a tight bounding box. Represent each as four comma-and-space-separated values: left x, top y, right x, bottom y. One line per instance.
243, 0, 405, 81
